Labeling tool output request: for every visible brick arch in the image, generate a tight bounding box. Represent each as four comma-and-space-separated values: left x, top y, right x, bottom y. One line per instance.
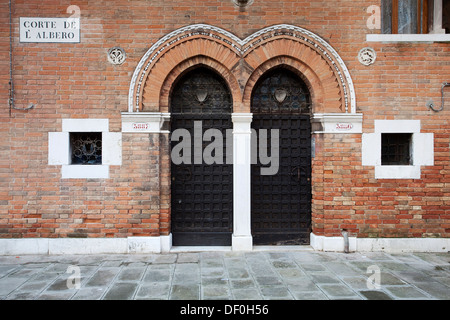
129, 26, 242, 113
141, 39, 240, 112
157, 55, 242, 113
238, 25, 356, 113
128, 24, 356, 114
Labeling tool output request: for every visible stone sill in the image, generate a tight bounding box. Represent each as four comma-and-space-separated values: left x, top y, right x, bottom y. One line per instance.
366, 33, 450, 43
311, 113, 363, 134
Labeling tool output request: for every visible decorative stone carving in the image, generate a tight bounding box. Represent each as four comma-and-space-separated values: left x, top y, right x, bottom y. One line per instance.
129, 24, 357, 114
274, 88, 288, 103
107, 47, 126, 65
358, 47, 377, 66
195, 89, 208, 103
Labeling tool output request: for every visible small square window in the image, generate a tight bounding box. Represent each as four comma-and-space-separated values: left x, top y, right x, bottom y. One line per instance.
381, 133, 412, 165
70, 132, 102, 165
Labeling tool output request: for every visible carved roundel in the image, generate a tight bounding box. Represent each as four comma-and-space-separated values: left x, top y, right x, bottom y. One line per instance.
358, 47, 377, 66
107, 47, 126, 65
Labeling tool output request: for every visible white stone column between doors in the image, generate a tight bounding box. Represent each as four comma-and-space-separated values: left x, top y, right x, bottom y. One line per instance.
231, 113, 253, 251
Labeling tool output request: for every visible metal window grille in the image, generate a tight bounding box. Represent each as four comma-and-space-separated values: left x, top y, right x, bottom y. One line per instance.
251, 67, 311, 115
381, 133, 412, 165
170, 67, 232, 115
70, 132, 102, 165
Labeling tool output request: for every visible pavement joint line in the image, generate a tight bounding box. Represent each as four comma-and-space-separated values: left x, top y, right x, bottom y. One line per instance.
41, 263, 67, 299
84, 260, 118, 300
0, 265, 20, 280
6, 262, 56, 300
198, 253, 203, 300
222, 254, 233, 300
293, 253, 377, 300
321, 256, 380, 300
105, 260, 144, 300
248, 252, 268, 299
267, 253, 297, 300
291, 256, 332, 299
131, 261, 152, 300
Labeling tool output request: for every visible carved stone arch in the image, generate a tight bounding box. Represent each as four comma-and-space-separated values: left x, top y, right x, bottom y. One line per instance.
128, 25, 242, 113
128, 24, 357, 115
141, 41, 240, 112
239, 24, 356, 113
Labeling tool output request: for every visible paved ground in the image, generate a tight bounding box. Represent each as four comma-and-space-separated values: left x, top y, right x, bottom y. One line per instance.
0, 248, 449, 300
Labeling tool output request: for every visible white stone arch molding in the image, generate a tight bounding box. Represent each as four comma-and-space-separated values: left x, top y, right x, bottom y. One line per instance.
127, 24, 357, 114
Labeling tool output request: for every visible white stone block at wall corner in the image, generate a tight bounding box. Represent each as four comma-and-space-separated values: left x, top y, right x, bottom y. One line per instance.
62, 119, 109, 132
361, 133, 381, 166
412, 132, 434, 166
61, 165, 109, 179
102, 132, 122, 165
48, 132, 70, 165
374, 120, 420, 133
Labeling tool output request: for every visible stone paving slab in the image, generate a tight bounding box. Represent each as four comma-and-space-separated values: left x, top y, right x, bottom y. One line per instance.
0, 250, 448, 300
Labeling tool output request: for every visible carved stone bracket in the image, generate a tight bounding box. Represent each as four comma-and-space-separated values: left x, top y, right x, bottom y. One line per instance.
311, 113, 363, 134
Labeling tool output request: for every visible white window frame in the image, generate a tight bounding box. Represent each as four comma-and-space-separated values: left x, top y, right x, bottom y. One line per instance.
362, 120, 434, 179
430, 0, 446, 34
48, 119, 122, 179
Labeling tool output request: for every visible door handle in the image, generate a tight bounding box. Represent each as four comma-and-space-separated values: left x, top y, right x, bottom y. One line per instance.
291, 167, 300, 182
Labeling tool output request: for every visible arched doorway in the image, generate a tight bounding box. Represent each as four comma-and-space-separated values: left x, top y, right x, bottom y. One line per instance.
251, 67, 312, 245
170, 67, 233, 246
125, 24, 360, 251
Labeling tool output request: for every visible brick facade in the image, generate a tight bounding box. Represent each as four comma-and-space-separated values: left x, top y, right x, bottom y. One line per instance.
1, 0, 449, 251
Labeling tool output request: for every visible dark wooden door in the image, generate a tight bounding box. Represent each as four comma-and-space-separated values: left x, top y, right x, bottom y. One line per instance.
170, 67, 233, 246
251, 68, 312, 245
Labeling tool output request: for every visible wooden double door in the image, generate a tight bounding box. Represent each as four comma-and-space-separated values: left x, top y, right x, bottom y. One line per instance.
170, 67, 312, 246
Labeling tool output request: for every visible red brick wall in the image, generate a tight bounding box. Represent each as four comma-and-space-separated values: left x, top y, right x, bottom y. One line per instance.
0, 0, 12, 235
1, 0, 449, 239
